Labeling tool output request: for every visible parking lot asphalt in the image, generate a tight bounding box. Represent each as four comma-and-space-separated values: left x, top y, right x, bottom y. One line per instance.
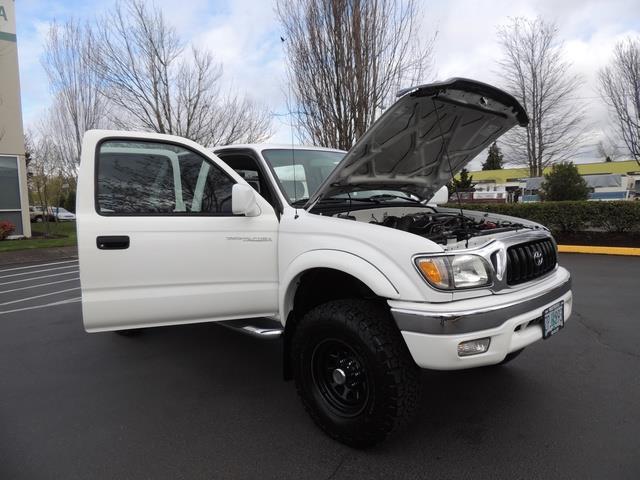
1, 254, 638, 480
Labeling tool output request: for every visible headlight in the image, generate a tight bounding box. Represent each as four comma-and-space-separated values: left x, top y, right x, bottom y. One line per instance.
415, 254, 492, 290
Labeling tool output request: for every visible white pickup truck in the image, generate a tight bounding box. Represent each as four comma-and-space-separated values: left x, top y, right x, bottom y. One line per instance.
77, 78, 572, 447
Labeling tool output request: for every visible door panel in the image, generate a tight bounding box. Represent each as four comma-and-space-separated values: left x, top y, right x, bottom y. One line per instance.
77, 131, 279, 332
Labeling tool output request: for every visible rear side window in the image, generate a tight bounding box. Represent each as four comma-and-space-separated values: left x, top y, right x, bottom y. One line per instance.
96, 140, 235, 215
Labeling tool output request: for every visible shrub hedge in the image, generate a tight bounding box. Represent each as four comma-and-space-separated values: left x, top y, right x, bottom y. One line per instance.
444, 201, 640, 233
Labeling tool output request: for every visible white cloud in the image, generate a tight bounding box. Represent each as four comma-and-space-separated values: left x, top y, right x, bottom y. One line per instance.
424, 0, 640, 167
15, 19, 50, 129
14, 0, 640, 161
191, 0, 286, 107
17, 0, 291, 139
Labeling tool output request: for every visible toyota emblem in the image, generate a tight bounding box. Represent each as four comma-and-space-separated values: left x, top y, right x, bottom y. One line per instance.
533, 251, 543, 266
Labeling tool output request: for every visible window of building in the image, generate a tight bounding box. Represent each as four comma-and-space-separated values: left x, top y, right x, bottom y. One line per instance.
0, 155, 21, 210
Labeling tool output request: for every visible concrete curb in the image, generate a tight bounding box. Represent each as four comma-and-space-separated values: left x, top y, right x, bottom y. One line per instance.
558, 245, 640, 256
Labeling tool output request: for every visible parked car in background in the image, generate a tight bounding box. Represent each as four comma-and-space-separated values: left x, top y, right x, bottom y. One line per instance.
52, 207, 76, 221
29, 206, 76, 222
29, 206, 55, 223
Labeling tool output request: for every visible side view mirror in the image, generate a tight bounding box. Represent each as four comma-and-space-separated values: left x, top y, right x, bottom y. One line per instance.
232, 184, 261, 217
429, 186, 449, 205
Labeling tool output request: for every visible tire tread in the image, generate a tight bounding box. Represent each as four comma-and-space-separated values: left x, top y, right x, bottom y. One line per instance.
292, 299, 420, 447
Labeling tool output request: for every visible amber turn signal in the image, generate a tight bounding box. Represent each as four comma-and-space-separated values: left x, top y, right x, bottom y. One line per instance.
418, 259, 442, 283
416, 257, 450, 289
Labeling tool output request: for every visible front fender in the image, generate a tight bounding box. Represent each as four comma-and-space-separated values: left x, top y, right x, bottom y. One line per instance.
279, 249, 400, 323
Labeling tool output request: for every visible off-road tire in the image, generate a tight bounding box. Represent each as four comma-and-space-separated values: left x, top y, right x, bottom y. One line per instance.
291, 299, 421, 448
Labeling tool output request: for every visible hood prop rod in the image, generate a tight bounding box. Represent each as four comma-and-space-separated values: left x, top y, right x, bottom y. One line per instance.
431, 96, 469, 248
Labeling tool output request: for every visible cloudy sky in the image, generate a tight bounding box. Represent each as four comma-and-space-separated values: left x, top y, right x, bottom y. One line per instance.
14, 0, 640, 169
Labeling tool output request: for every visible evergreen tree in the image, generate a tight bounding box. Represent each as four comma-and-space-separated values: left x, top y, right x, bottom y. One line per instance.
482, 142, 504, 170
63, 190, 77, 213
540, 162, 589, 201
448, 168, 476, 192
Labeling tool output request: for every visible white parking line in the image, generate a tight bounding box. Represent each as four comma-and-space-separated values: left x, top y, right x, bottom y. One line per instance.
0, 296, 81, 316
0, 270, 80, 286
0, 277, 80, 295
0, 287, 81, 306
0, 264, 79, 279
0, 259, 78, 273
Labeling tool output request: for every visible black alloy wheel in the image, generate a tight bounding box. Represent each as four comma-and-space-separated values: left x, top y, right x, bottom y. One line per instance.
311, 338, 370, 418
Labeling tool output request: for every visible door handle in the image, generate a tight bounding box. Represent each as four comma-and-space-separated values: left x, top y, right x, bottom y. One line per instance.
97, 235, 130, 250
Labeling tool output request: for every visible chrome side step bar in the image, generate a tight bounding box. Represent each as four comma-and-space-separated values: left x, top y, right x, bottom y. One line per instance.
218, 318, 283, 339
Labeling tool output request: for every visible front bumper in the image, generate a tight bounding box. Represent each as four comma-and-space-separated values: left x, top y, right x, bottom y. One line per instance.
389, 268, 572, 370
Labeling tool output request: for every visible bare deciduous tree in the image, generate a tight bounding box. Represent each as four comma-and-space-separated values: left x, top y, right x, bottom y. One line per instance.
277, 0, 434, 150
208, 96, 274, 146
596, 138, 621, 162
89, 0, 272, 146
25, 131, 59, 233
598, 37, 640, 166
41, 19, 107, 179
38, 94, 90, 181
497, 17, 586, 177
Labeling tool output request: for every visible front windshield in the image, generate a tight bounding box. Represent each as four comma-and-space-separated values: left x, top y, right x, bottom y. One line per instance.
262, 148, 423, 206
262, 148, 344, 204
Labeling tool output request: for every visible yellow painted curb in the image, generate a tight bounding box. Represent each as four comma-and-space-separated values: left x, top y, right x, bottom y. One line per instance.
558, 245, 640, 256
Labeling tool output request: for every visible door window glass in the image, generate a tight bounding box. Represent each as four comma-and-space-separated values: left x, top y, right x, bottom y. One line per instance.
97, 140, 235, 215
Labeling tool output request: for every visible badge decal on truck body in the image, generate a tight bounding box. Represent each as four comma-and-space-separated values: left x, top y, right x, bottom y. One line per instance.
226, 236, 273, 242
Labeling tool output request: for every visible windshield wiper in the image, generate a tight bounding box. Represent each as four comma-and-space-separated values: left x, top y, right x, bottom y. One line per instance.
296, 197, 378, 206
291, 198, 310, 207
294, 194, 424, 208
365, 194, 424, 204
293, 196, 382, 207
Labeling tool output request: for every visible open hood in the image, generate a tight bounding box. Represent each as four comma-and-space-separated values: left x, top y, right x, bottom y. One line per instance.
305, 78, 528, 208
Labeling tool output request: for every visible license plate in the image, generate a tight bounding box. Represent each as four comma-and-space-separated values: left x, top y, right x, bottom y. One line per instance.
542, 301, 564, 339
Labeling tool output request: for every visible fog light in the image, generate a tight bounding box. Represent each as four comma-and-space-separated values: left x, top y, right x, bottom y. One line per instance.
457, 338, 491, 357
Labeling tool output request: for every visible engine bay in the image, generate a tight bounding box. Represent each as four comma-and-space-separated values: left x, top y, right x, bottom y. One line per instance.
370, 211, 530, 245
333, 208, 531, 247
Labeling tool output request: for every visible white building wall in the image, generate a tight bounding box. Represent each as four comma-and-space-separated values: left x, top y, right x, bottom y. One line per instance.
0, 0, 30, 237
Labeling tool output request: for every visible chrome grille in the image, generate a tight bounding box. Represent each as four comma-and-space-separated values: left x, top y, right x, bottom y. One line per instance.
506, 238, 557, 285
